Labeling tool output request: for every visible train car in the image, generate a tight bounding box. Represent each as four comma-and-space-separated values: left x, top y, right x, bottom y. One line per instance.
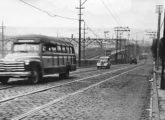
0, 35, 76, 84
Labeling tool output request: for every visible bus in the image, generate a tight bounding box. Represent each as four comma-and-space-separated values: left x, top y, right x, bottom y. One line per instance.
0, 35, 76, 84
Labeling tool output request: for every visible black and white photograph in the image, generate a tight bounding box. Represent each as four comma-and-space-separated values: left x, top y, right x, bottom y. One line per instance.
0, 0, 165, 120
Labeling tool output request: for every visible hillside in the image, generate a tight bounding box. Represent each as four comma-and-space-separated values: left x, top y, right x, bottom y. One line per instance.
84, 47, 106, 59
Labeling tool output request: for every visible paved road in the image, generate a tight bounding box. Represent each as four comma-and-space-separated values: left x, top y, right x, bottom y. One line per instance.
0, 62, 152, 120
22, 64, 152, 120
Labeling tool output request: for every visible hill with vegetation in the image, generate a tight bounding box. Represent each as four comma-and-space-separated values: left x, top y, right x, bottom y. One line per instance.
83, 47, 106, 59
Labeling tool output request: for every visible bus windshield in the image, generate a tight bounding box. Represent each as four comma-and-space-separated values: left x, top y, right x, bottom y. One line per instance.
13, 43, 40, 53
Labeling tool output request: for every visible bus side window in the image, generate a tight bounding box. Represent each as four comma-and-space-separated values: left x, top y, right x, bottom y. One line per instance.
42, 44, 53, 53
42, 44, 49, 52
52, 45, 57, 53
57, 45, 61, 53
71, 47, 75, 53
66, 46, 70, 53
48, 46, 52, 52
64, 46, 67, 53
61, 46, 65, 53
69, 47, 72, 53
42, 46, 46, 52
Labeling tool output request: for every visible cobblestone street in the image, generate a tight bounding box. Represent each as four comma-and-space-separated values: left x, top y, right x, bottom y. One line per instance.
0, 62, 152, 120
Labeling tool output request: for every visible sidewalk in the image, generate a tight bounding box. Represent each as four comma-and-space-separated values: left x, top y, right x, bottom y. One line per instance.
157, 76, 165, 120
152, 69, 165, 120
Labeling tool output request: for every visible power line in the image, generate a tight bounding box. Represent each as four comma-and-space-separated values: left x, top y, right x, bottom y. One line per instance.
85, 22, 101, 38
100, 0, 132, 34
84, 22, 105, 47
100, 0, 121, 26
81, 0, 88, 6
20, 0, 78, 21
105, 0, 123, 25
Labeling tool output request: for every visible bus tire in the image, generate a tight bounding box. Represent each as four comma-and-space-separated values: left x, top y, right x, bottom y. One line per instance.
29, 67, 41, 84
0, 77, 9, 84
59, 70, 69, 79
64, 70, 69, 79
107, 65, 110, 69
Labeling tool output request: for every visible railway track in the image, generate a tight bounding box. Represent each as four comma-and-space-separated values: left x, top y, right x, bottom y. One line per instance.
0, 65, 133, 103
0, 64, 128, 93
0, 65, 99, 91
0, 86, 16, 90
12, 64, 143, 120
0, 64, 142, 120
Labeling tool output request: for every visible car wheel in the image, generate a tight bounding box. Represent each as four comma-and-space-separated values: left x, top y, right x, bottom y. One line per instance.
0, 77, 9, 84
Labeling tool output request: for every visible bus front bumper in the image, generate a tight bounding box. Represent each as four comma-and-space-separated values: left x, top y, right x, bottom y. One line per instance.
0, 71, 31, 77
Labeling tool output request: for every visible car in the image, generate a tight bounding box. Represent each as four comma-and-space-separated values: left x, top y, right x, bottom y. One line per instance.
97, 56, 111, 69
130, 58, 137, 64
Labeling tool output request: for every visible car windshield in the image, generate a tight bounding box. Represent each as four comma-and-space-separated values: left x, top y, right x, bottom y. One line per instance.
13, 43, 40, 53
99, 58, 108, 62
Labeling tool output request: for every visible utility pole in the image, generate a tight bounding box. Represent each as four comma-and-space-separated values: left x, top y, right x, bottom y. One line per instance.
114, 27, 130, 64
156, 5, 163, 70
76, 0, 85, 67
78, 0, 82, 67
164, 10, 165, 36
134, 40, 138, 58
146, 31, 157, 39
0, 22, 5, 58
104, 31, 109, 48
83, 20, 87, 60
114, 27, 119, 64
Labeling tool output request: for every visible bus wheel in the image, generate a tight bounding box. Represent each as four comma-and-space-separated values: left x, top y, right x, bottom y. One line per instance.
0, 77, 9, 84
29, 67, 40, 84
107, 65, 110, 69
59, 70, 69, 79
64, 70, 69, 79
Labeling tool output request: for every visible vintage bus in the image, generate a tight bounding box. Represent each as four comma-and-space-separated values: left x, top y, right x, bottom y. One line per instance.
0, 35, 76, 84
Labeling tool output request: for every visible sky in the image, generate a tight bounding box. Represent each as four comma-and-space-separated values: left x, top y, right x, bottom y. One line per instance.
0, 0, 165, 39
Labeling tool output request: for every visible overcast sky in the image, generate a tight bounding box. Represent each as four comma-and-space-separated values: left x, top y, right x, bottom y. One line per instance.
0, 0, 165, 37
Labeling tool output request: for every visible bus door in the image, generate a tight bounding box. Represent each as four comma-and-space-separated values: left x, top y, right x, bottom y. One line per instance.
42, 43, 54, 74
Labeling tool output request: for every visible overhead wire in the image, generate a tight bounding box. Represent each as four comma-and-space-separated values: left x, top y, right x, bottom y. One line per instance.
105, 0, 123, 25
19, 0, 78, 21
81, 0, 88, 6
100, 0, 130, 37
84, 21, 101, 38
100, 0, 121, 26
20, 0, 103, 46
82, 20, 103, 46
100, 0, 135, 37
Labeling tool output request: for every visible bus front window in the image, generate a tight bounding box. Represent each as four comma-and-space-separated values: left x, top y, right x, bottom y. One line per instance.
13, 43, 40, 53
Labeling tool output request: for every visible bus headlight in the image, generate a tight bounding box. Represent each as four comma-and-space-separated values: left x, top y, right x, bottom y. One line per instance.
24, 60, 30, 65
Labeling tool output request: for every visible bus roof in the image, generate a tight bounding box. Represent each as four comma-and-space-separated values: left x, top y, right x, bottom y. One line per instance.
13, 34, 74, 46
